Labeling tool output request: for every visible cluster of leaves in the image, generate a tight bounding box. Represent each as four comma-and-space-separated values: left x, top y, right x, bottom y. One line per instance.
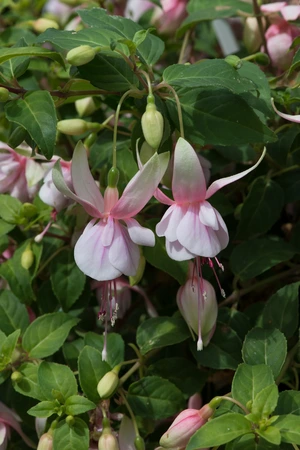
0, 0, 300, 449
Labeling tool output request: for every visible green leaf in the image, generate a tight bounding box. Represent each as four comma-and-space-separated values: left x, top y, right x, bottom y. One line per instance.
236, 178, 284, 239
84, 332, 125, 368
276, 168, 300, 203
273, 414, 300, 444
53, 417, 89, 450
0, 290, 29, 335
136, 316, 190, 355
22, 312, 79, 358
191, 322, 242, 370
232, 363, 275, 407
275, 391, 300, 416
147, 357, 207, 397
0, 46, 65, 67
186, 413, 253, 450
50, 249, 86, 311
218, 308, 251, 341
65, 395, 96, 415
28, 400, 57, 418
38, 362, 77, 401
230, 238, 295, 281
231, 434, 280, 449
0, 194, 22, 223
78, 346, 110, 403
257, 427, 281, 446
262, 283, 299, 339
12, 362, 46, 401
0, 329, 20, 370
289, 47, 300, 74
242, 328, 287, 378
127, 376, 185, 420
252, 385, 279, 419
5, 91, 57, 159
63, 339, 84, 371
0, 218, 15, 237
166, 88, 276, 146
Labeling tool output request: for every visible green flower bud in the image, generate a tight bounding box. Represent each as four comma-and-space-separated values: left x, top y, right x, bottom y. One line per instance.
21, 203, 38, 218
107, 167, 119, 188
33, 18, 59, 33
21, 247, 34, 270
141, 96, 164, 150
225, 55, 242, 69
243, 17, 263, 53
66, 415, 75, 425
97, 366, 120, 399
0, 87, 9, 102
11, 348, 22, 364
98, 419, 119, 450
134, 436, 145, 450
75, 97, 97, 117
66, 45, 98, 66
11, 371, 23, 382
57, 119, 100, 136
8, 126, 27, 148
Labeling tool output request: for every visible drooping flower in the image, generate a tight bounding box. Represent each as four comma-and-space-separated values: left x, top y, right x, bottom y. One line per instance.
271, 97, 300, 123
39, 159, 73, 212
0, 401, 35, 449
156, 138, 265, 263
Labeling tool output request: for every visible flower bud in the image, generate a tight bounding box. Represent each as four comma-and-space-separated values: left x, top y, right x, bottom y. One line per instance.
37, 432, 53, 450
107, 167, 119, 188
21, 203, 38, 218
177, 278, 217, 350
141, 95, 164, 149
97, 366, 120, 399
33, 18, 59, 33
224, 55, 242, 69
66, 45, 98, 66
159, 408, 209, 449
21, 247, 34, 270
57, 119, 100, 136
0, 87, 9, 101
98, 419, 119, 450
134, 435, 145, 450
243, 17, 263, 53
75, 97, 97, 117
84, 132, 97, 149
11, 371, 23, 382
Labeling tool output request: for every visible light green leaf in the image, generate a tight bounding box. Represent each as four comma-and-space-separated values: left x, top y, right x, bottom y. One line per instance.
22, 312, 79, 358
78, 346, 110, 403
273, 414, 300, 444
0, 329, 20, 370
53, 417, 89, 450
5, 91, 57, 159
28, 400, 57, 418
0, 194, 22, 223
232, 363, 275, 406
252, 385, 279, 419
0, 218, 15, 237
65, 395, 96, 415
0, 290, 29, 335
0, 46, 65, 67
12, 362, 46, 401
84, 332, 125, 368
38, 362, 77, 401
257, 427, 281, 446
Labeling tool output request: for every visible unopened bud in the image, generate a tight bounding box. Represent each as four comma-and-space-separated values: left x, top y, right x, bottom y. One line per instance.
8, 126, 27, 148
11, 348, 22, 364
21, 247, 34, 270
134, 435, 145, 450
107, 167, 119, 188
37, 432, 53, 450
57, 119, 100, 136
243, 17, 264, 54
33, 18, 59, 33
98, 418, 119, 450
225, 55, 242, 69
84, 132, 98, 149
66, 415, 75, 425
0, 87, 9, 101
75, 97, 97, 117
141, 95, 164, 149
11, 371, 23, 382
21, 203, 38, 218
97, 366, 120, 399
66, 45, 98, 66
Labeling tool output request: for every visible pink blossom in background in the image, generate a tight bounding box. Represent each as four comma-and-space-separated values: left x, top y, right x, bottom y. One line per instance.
0, 402, 35, 450
261, 2, 300, 70
39, 159, 73, 212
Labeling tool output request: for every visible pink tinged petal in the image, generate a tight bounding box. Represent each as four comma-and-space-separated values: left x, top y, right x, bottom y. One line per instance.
281, 5, 300, 21
101, 216, 115, 246
205, 147, 266, 199
25, 159, 44, 187
271, 98, 300, 123
119, 416, 136, 450
261, 2, 287, 13
72, 141, 104, 212
109, 221, 140, 276
124, 218, 155, 246
177, 204, 224, 258
52, 160, 102, 218
157, 204, 186, 242
74, 220, 122, 281
0, 423, 7, 445
266, 32, 293, 70
172, 137, 207, 203
154, 187, 174, 205
111, 151, 170, 219
214, 209, 229, 251
199, 201, 219, 230
166, 239, 196, 261
0, 412, 35, 448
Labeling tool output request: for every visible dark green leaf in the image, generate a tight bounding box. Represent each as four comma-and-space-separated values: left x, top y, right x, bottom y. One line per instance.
84, 332, 125, 368
276, 169, 300, 203
53, 417, 89, 450
78, 346, 110, 403
0, 46, 65, 67
0, 218, 15, 237
0, 290, 29, 335
275, 391, 300, 416
289, 48, 300, 74
231, 434, 280, 449
232, 363, 274, 406
218, 308, 251, 341
65, 395, 96, 415
273, 414, 300, 444
63, 339, 84, 371
12, 362, 46, 401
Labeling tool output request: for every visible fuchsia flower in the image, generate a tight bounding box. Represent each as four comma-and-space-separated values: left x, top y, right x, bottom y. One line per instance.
261, 2, 300, 70
271, 97, 300, 123
53, 141, 169, 281
39, 159, 73, 212
156, 138, 265, 262
0, 401, 35, 449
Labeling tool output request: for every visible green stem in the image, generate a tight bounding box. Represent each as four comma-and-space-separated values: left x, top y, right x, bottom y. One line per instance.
292, 444, 300, 450
34, 245, 69, 278
220, 395, 250, 415
112, 89, 144, 168
252, 0, 270, 62
119, 361, 140, 385
271, 165, 300, 178
178, 29, 191, 64
276, 343, 300, 385
140, 70, 153, 96
155, 82, 185, 138
119, 389, 140, 436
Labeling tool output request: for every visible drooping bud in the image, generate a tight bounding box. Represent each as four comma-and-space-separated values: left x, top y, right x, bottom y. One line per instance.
37, 432, 53, 450
66, 45, 98, 66
141, 95, 164, 150
32, 18, 59, 33
97, 366, 120, 399
107, 167, 119, 188
177, 278, 218, 350
134, 435, 145, 450
159, 407, 211, 449
98, 418, 119, 450
243, 17, 263, 53
75, 97, 97, 117
57, 119, 101, 136
0, 87, 9, 101
224, 55, 242, 69
21, 245, 34, 270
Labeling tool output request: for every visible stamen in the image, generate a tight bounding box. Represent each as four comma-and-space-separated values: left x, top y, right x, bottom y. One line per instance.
208, 258, 226, 298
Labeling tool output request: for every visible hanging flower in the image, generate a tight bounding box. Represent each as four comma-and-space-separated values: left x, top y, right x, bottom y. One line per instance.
39, 159, 73, 212
0, 401, 35, 449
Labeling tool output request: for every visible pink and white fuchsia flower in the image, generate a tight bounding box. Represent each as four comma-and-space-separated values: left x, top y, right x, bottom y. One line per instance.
39, 159, 73, 212
53, 141, 169, 281
0, 401, 35, 450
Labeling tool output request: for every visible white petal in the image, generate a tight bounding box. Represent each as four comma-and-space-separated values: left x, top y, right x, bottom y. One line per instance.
199, 201, 219, 230
166, 239, 196, 261
124, 218, 155, 246
109, 222, 140, 276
